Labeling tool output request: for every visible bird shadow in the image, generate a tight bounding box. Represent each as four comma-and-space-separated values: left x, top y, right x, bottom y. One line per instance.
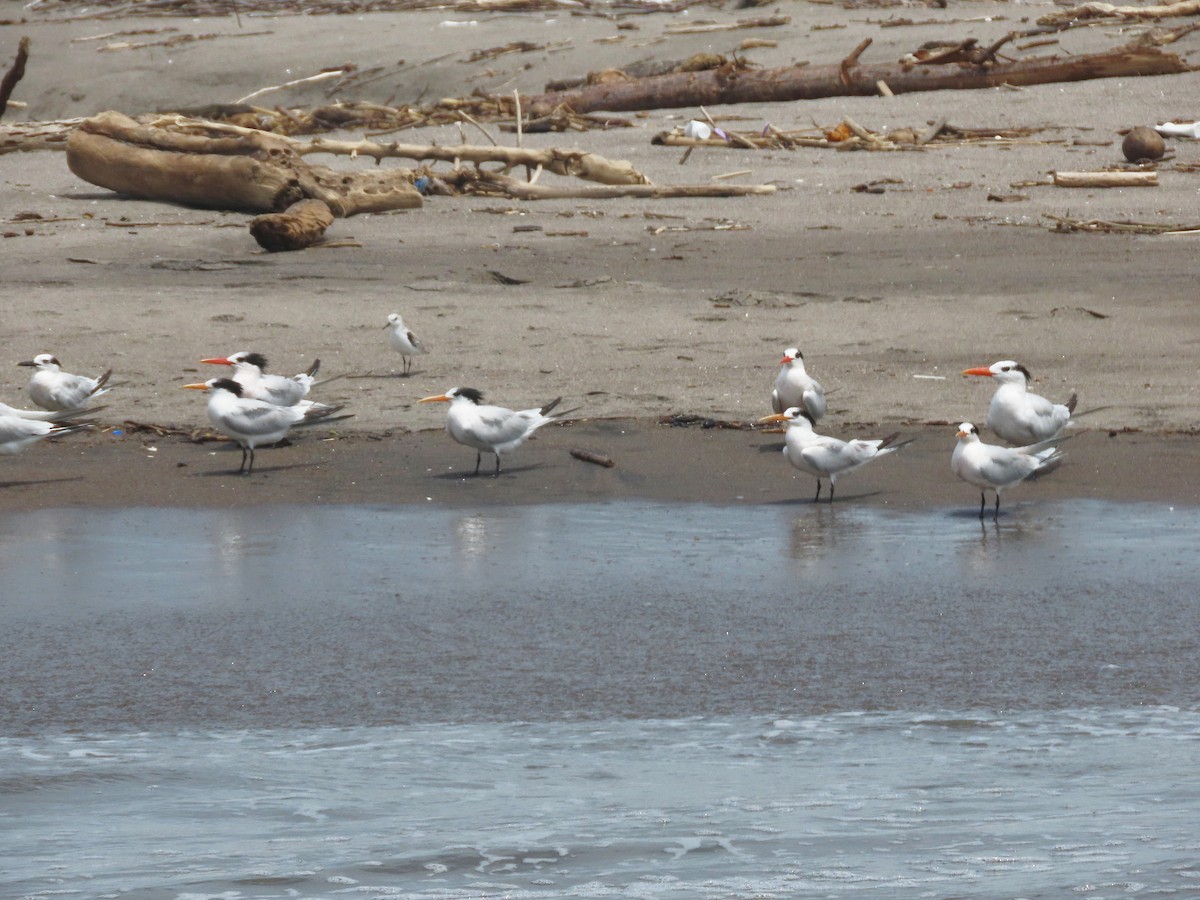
0, 475, 85, 489
427, 460, 547, 481
762, 486, 887, 506
345, 371, 417, 380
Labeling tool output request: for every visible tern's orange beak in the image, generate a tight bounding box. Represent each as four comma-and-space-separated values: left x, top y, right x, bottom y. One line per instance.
962, 367, 994, 377
200, 357, 233, 366
182, 382, 210, 391
779, 355, 793, 364
418, 394, 451, 404
757, 413, 789, 424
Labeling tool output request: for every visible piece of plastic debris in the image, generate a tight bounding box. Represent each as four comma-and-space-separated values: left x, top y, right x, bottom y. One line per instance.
683, 120, 712, 140
1155, 121, 1200, 139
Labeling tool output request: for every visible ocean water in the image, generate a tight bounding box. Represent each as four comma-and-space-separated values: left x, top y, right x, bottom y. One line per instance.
2, 501, 1198, 899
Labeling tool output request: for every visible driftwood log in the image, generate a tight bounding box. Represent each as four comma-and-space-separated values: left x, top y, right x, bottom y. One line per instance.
249, 199, 335, 251
158, 117, 652, 186
445, 168, 774, 199
524, 39, 1194, 115
1038, 0, 1200, 25
1052, 170, 1159, 187
66, 110, 421, 215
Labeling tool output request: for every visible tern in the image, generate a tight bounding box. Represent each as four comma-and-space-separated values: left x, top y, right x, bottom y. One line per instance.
201, 352, 322, 408
18, 354, 113, 412
419, 387, 571, 476
183, 377, 347, 474
0, 399, 102, 422
384, 312, 426, 376
0, 415, 90, 456
962, 360, 1076, 445
951, 422, 1064, 520
772, 348, 826, 420
758, 407, 909, 502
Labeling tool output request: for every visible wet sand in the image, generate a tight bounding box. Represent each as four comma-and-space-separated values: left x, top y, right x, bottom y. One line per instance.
1, 2, 1198, 509
0, 423, 1195, 511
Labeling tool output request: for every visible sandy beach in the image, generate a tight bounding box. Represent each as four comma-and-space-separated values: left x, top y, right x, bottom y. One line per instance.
1, 0, 1198, 508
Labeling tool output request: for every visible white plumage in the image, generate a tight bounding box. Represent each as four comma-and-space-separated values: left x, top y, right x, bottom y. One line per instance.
951, 421, 1064, 520
963, 360, 1076, 445
201, 351, 322, 408
385, 312, 426, 376
183, 377, 345, 474
0, 415, 89, 455
419, 387, 567, 476
771, 347, 826, 420
18, 353, 112, 412
759, 406, 907, 502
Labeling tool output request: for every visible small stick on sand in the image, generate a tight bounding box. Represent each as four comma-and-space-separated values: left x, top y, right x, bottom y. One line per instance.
570, 448, 616, 468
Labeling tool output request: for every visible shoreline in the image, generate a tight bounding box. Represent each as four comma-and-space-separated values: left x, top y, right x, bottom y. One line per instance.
3, 418, 1196, 512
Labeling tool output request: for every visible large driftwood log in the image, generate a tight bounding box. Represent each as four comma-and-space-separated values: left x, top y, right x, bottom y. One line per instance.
525, 41, 1194, 115
250, 199, 335, 251
66, 110, 421, 215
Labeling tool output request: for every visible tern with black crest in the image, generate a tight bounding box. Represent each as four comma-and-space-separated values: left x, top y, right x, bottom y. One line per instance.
951, 421, 1064, 520
183, 377, 347, 474
963, 360, 1076, 445
758, 406, 908, 502
201, 352, 323, 408
419, 387, 571, 476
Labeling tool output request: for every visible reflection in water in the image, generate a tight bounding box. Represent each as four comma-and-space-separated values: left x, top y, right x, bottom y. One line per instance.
454, 512, 493, 564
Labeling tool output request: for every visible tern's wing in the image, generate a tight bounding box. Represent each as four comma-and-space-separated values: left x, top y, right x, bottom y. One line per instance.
218, 403, 295, 436
799, 437, 856, 475
0, 416, 51, 443
471, 406, 530, 444
802, 387, 826, 420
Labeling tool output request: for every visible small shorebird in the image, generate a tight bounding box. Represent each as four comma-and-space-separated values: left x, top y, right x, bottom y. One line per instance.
951, 421, 1064, 520
384, 312, 426, 376
0, 415, 90, 456
771, 347, 826, 421
419, 387, 570, 476
18, 354, 112, 412
183, 377, 347, 474
758, 406, 909, 502
201, 351, 323, 408
962, 360, 1076, 445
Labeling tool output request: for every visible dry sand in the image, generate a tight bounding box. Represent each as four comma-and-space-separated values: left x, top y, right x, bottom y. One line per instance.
1, 1, 1197, 508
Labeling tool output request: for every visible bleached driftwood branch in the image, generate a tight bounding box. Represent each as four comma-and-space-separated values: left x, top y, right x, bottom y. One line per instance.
1038, 0, 1200, 25
159, 115, 651, 186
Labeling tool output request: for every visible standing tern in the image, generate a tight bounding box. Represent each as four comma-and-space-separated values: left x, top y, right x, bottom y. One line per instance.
384, 312, 426, 376
200, 352, 322, 408
0, 415, 90, 456
183, 377, 347, 474
951, 422, 1064, 520
18, 354, 113, 412
772, 348, 826, 420
419, 387, 571, 476
758, 407, 909, 502
963, 360, 1076, 445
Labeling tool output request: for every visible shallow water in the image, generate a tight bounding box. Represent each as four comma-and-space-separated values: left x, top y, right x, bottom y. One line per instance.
2, 501, 1198, 899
